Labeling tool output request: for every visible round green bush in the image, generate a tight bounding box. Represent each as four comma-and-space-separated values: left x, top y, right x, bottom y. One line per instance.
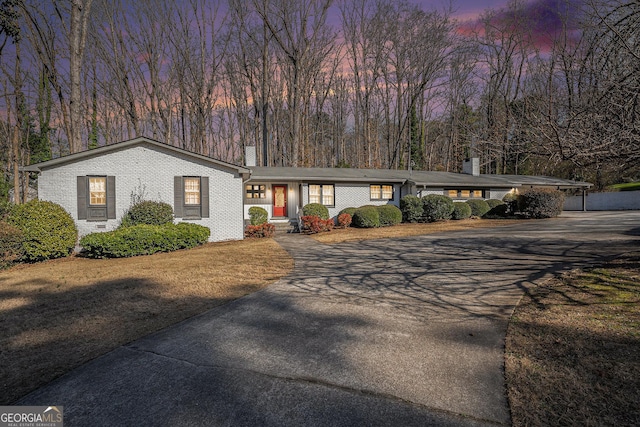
339, 207, 357, 217
120, 200, 173, 227
517, 188, 565, 218
80, 222, 210, 258
352, 206, 380, 228
466, 199, 491, 217
302, 203, 329, 220
486, 199, 505, 209
400, 195, 423, 223
7, 200, 77, 262
248, 206, 268, 225
452, 202, 472, 220
377, 205, 402, 226
422, 195, 454, 222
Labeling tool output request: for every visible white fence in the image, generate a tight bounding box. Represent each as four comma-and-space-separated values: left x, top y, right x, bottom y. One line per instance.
564, 190, 640, 211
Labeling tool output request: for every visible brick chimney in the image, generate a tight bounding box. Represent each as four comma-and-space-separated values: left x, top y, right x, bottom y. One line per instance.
245, 146, 256, 167
463, 158, 480, 176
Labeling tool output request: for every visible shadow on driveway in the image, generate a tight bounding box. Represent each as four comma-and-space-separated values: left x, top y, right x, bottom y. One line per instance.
19, 212, 640, 426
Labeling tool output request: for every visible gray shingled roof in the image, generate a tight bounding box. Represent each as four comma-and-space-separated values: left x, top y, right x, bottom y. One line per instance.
483, 174, 592, 189
248, 167, 408, 183
408, 171, 514, 188
249, 167, 590, 189
22, 136, 250, 175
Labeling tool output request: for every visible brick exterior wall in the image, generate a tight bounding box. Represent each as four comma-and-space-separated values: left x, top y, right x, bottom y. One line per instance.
418, 189, 445, 197
302, 183, 401, 218
488, 189, 511, 200
37, 143, 244, 242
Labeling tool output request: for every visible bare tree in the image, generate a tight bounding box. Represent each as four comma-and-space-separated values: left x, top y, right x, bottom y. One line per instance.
253, 0, 335, 166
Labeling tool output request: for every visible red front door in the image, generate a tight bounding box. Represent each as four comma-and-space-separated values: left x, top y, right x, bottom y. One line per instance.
273, 185, 287, 217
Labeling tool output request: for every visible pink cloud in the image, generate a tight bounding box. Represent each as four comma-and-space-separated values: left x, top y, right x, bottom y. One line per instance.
456, 0, 585, 50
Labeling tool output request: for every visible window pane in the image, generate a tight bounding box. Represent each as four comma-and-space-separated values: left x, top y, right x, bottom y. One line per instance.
370, 185, 380, 200
89, 177, 106, 206
382, 185, 393, 199
322, 185, 334, 206
448, 190, 458, 198
184, 178, 200, 205
309, 185, 320, 204
460, 190, 470, 198
472, 190, 483, 198
245, 184, 266, 199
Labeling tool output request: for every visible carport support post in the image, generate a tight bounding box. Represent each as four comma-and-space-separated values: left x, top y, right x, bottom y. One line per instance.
582, 189, 587, 212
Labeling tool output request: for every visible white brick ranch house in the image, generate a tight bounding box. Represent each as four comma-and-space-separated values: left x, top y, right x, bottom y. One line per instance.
24, 137, 591, 242
23, 137, 250, 242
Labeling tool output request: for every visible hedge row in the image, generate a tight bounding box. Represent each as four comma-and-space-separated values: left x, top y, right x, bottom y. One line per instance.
80, 223, 210, 258
349, 204, 403, 228
399, 189, 564, 222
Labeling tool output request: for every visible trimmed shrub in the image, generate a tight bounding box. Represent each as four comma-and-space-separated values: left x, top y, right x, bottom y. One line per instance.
120, 200, 173, 227
245, 223, 276, 238
377, 205, 402, 226
7, 200, 77, 262
300, 215, 334, 234
485, 199, 504, 209
400, 195, 423, 223
337, 213, 352, 228
352, 206, 380, 228
484, 199, 508, 218
502, 192, 518, 214
421, 195, 454, 222
302, 203, 329, 220
452, 202, 472, 220
339, 207, 357, 217
174, 222, 211, 247
485, 204, 509, 218
517, 188, 565, 218
466, 199, 491, 217
80, 223, 210, 258
0, 221, 24, 268
248, 206, 269, 225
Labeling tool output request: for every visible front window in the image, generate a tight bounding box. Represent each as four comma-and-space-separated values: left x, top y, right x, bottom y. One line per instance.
246, 184, 266, 199
184, 177, 200, 205
89, 177, 106, 206
370, 185, 394, 201
446, 189, 485, 199
309, 184, 334, 206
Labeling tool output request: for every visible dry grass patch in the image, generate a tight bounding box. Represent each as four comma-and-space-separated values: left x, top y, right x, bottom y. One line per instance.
310, 218, 521, 244
506, 253, 640, 426
0, 238, 293, 404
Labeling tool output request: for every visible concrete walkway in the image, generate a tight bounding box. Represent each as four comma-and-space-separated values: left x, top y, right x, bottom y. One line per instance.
19, 212, 640, 426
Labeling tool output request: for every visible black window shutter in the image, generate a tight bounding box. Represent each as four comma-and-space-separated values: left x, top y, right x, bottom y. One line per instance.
107, 176, 116, 219
174, 176, 183, 218
201, 176, 209, 218
77, 176, 87, 220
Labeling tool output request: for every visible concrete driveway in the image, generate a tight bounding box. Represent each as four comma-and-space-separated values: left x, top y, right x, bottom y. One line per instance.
19, 212, 640, 426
